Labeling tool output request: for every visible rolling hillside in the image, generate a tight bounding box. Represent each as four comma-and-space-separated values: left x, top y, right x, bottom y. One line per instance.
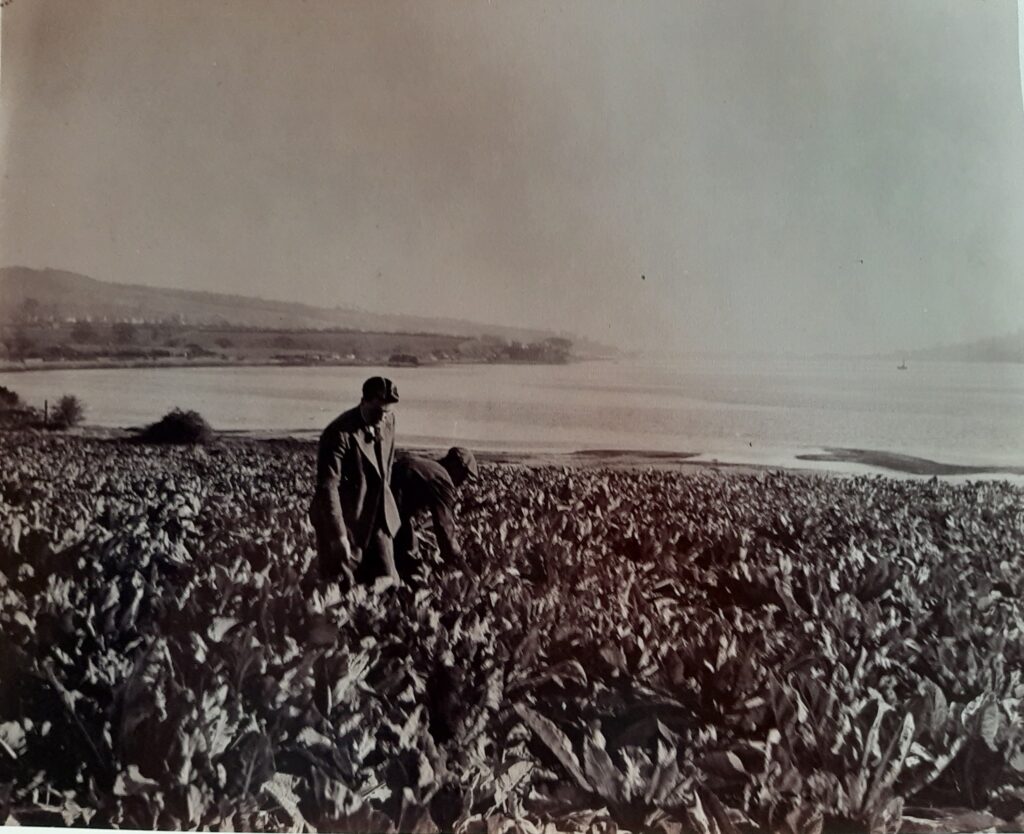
900, 330, 1024, 363
0, 266, 594, 347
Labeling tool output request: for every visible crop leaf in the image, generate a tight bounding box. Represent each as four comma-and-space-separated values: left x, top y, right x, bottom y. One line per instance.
513, 704, 590, 793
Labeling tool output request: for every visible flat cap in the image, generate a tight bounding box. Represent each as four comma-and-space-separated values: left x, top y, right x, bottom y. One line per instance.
444, 446, 479, 478
362, 376, 400, 404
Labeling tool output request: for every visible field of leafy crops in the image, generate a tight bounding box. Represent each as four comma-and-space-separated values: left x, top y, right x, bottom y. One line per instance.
1, 431, 1024, 833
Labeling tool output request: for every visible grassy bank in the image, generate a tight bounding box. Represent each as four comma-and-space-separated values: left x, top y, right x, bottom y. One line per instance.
1, 433, 1023, 832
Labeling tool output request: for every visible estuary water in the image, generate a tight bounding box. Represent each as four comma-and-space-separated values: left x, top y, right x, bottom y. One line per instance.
3, 356, 1023, 472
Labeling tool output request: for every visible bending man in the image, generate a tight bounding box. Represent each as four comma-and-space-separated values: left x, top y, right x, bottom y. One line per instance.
392, 447, 478, 582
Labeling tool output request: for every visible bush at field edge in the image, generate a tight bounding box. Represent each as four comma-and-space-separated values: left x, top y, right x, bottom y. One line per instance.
138, 408, 214, 444
52, 394, 86, 429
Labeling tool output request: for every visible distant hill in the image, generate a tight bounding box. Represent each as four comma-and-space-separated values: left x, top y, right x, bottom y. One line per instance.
900, 330, 1024, 363
0, 266, 610, 352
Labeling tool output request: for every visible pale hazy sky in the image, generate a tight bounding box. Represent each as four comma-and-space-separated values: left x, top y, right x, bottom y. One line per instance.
2, 1, 1023, 355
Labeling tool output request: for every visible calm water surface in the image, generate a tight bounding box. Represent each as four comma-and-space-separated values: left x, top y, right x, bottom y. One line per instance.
2, 357, 1023, 470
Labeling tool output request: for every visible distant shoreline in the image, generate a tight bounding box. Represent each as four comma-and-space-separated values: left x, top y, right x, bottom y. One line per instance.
0, 355, 600, 374
794, 447, 1024, 477
52, 425, 1024, 481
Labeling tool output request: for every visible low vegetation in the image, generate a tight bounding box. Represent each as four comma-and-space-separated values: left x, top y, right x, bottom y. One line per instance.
0, 433, 1022, 832
138, 408, 214, 445
51, 395, 85, 430
0, 386, 35, 430
0, 387, 84, 431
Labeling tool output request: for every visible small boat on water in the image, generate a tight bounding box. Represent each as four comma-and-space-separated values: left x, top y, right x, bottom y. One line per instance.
897, 360, 908, 370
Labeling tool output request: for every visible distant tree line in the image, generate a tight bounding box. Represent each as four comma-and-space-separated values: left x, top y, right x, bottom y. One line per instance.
1, 301, 576, 366
503, 337, 572, 363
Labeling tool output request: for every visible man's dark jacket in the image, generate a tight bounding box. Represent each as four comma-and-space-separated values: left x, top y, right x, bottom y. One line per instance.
309, 407, 401, 559
392, 455, 462, 565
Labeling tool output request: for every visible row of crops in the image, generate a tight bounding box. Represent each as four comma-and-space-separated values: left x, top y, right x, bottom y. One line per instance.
1, 431, 1024, 832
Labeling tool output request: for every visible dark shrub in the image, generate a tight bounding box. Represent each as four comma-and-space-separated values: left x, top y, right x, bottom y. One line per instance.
52, 395, 85, 429
139, 408, 213, 444
0, 386, 41, 429
0, 386, 20, 409
0, 407, 40, 430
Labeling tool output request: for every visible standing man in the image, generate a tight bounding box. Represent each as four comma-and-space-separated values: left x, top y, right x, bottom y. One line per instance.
392, 447, 478, 583
309, 376, 402, 587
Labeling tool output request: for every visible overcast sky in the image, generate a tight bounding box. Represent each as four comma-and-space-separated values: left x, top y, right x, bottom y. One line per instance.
2, 1, 1023, 355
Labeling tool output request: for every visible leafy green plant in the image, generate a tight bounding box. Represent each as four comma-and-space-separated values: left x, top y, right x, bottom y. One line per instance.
1, 433, 1023, 830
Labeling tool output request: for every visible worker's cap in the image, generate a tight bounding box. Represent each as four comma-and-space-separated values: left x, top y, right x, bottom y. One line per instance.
361, 376, 400, 404
444, 447, 479, 479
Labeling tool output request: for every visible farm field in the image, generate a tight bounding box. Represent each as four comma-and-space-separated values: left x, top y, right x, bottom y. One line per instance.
1, 432, 1024, 833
